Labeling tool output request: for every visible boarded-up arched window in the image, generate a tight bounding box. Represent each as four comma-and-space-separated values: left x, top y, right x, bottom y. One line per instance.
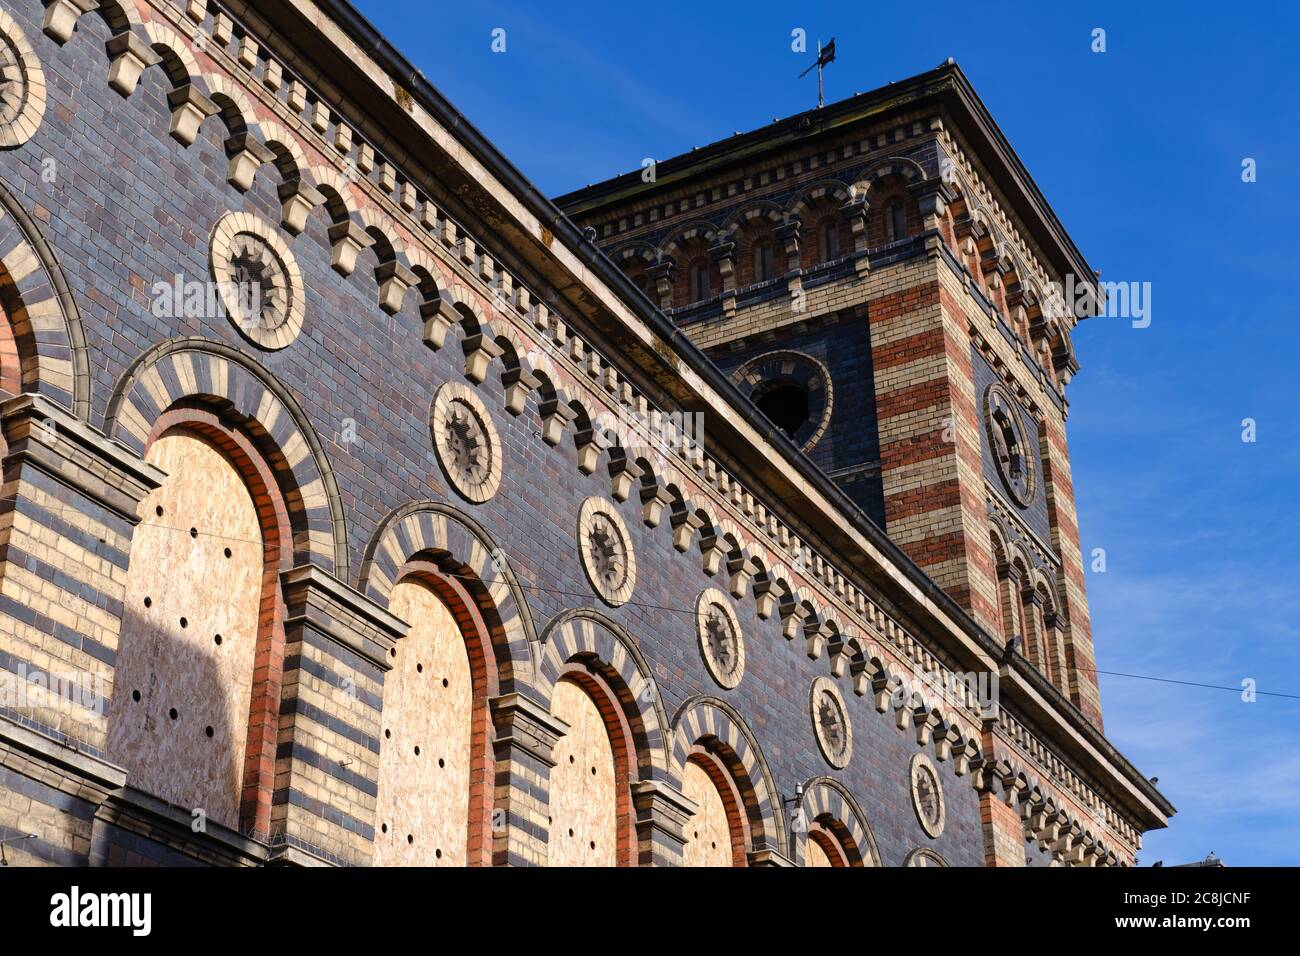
108, 431, 263, 828
807, 830, 846, 867
548, 679, 618, 866
681, 759, 735, 867
374, 578, 473, 865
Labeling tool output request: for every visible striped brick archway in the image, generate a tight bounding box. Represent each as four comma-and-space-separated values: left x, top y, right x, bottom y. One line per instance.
670, 696, 787, 863
538, 608, 678, 865
792, 776, 881, 867
360, 502, 547, 866
0, 178, 91, 418
537, 609, 669, 780
104, 337, 347, 578
357, 500, 539, 693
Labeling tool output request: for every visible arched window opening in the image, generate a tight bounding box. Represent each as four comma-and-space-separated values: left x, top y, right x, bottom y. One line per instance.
819, 218, 840, 262
689, 258, 711, 303
752, 241, 774, 283
681, 756, 746, 867
806, 827, 848, 867
887, 201, 908, 243
108, 429, 265, 830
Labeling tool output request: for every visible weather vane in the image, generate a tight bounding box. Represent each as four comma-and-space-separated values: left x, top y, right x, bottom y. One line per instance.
798, 37, 837, 108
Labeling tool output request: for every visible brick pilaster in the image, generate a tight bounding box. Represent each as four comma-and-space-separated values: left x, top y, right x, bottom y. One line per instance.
870, 263, 999, 631
631, 778, 696, 867
272, 563, 405, 866
489, 692, 567, 867
0, 394, 163, 754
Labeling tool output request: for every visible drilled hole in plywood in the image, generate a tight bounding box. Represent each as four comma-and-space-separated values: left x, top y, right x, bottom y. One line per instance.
214, 634, 222, 646
407, 834, 414, 845
131, 689, 141, 703
179, 617, 188, 629
381, 823, 388, 834
590, 766, 596, 775
390, 647, 397, 659
567, 828, 574, 838
155, 505, 164, 517
437, 758, 445, 769
413, 745, 421, 756
589, 841, 596, 850
416, 663, 423, 674
189, 527, 198, 539
143, 596, 152, 608
568, 755, 575, 764
384, 728, 391, 739
435, 849, 442, 860
224, 547, 232, 559
205, 726, 214, 738
441, 677, 448, 688
169, 707, 178, 720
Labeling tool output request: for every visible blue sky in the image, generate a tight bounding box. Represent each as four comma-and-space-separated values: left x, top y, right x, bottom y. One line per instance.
355, 0, 1300, 865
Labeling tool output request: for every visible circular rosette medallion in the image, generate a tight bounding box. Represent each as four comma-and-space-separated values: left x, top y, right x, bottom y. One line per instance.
695, 588, 745, 690
210, 212, 304, 350
431, 382, 502, 503
0, 10, 46, 149
810, 676, 852, 769
910, 752, 946, 838
577, 497, 636, 607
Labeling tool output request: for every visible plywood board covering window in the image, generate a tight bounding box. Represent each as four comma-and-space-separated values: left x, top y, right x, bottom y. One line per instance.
681, 759, 734, 867
807, 832, 845, 867
374, 579, 473, 865
548, 679, 618, 866
108, 432, 263, 828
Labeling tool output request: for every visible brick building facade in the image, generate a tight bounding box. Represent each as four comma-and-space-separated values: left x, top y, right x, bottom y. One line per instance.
0, 0, 1171, 867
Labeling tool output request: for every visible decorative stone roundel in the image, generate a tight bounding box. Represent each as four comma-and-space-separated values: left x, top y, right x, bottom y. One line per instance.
210, 212, 305, 350
810, 676, 852, 769
577, 497, 637, 607
984, 383, 1036, 507
731, 350, 833, 452
0, 10, 46, 149
695, 588, 745, 690
910, 752, 946, 839
431, 382, 502, 503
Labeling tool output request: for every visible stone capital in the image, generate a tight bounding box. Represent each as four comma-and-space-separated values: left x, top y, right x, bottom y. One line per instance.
489, 692, 569, 767
1, 393, 164, 522
631, 778, 697, 864
279, 563, 407, 670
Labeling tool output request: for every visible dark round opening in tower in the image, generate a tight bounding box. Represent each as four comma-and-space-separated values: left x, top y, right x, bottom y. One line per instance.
755, 382, 811, 440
